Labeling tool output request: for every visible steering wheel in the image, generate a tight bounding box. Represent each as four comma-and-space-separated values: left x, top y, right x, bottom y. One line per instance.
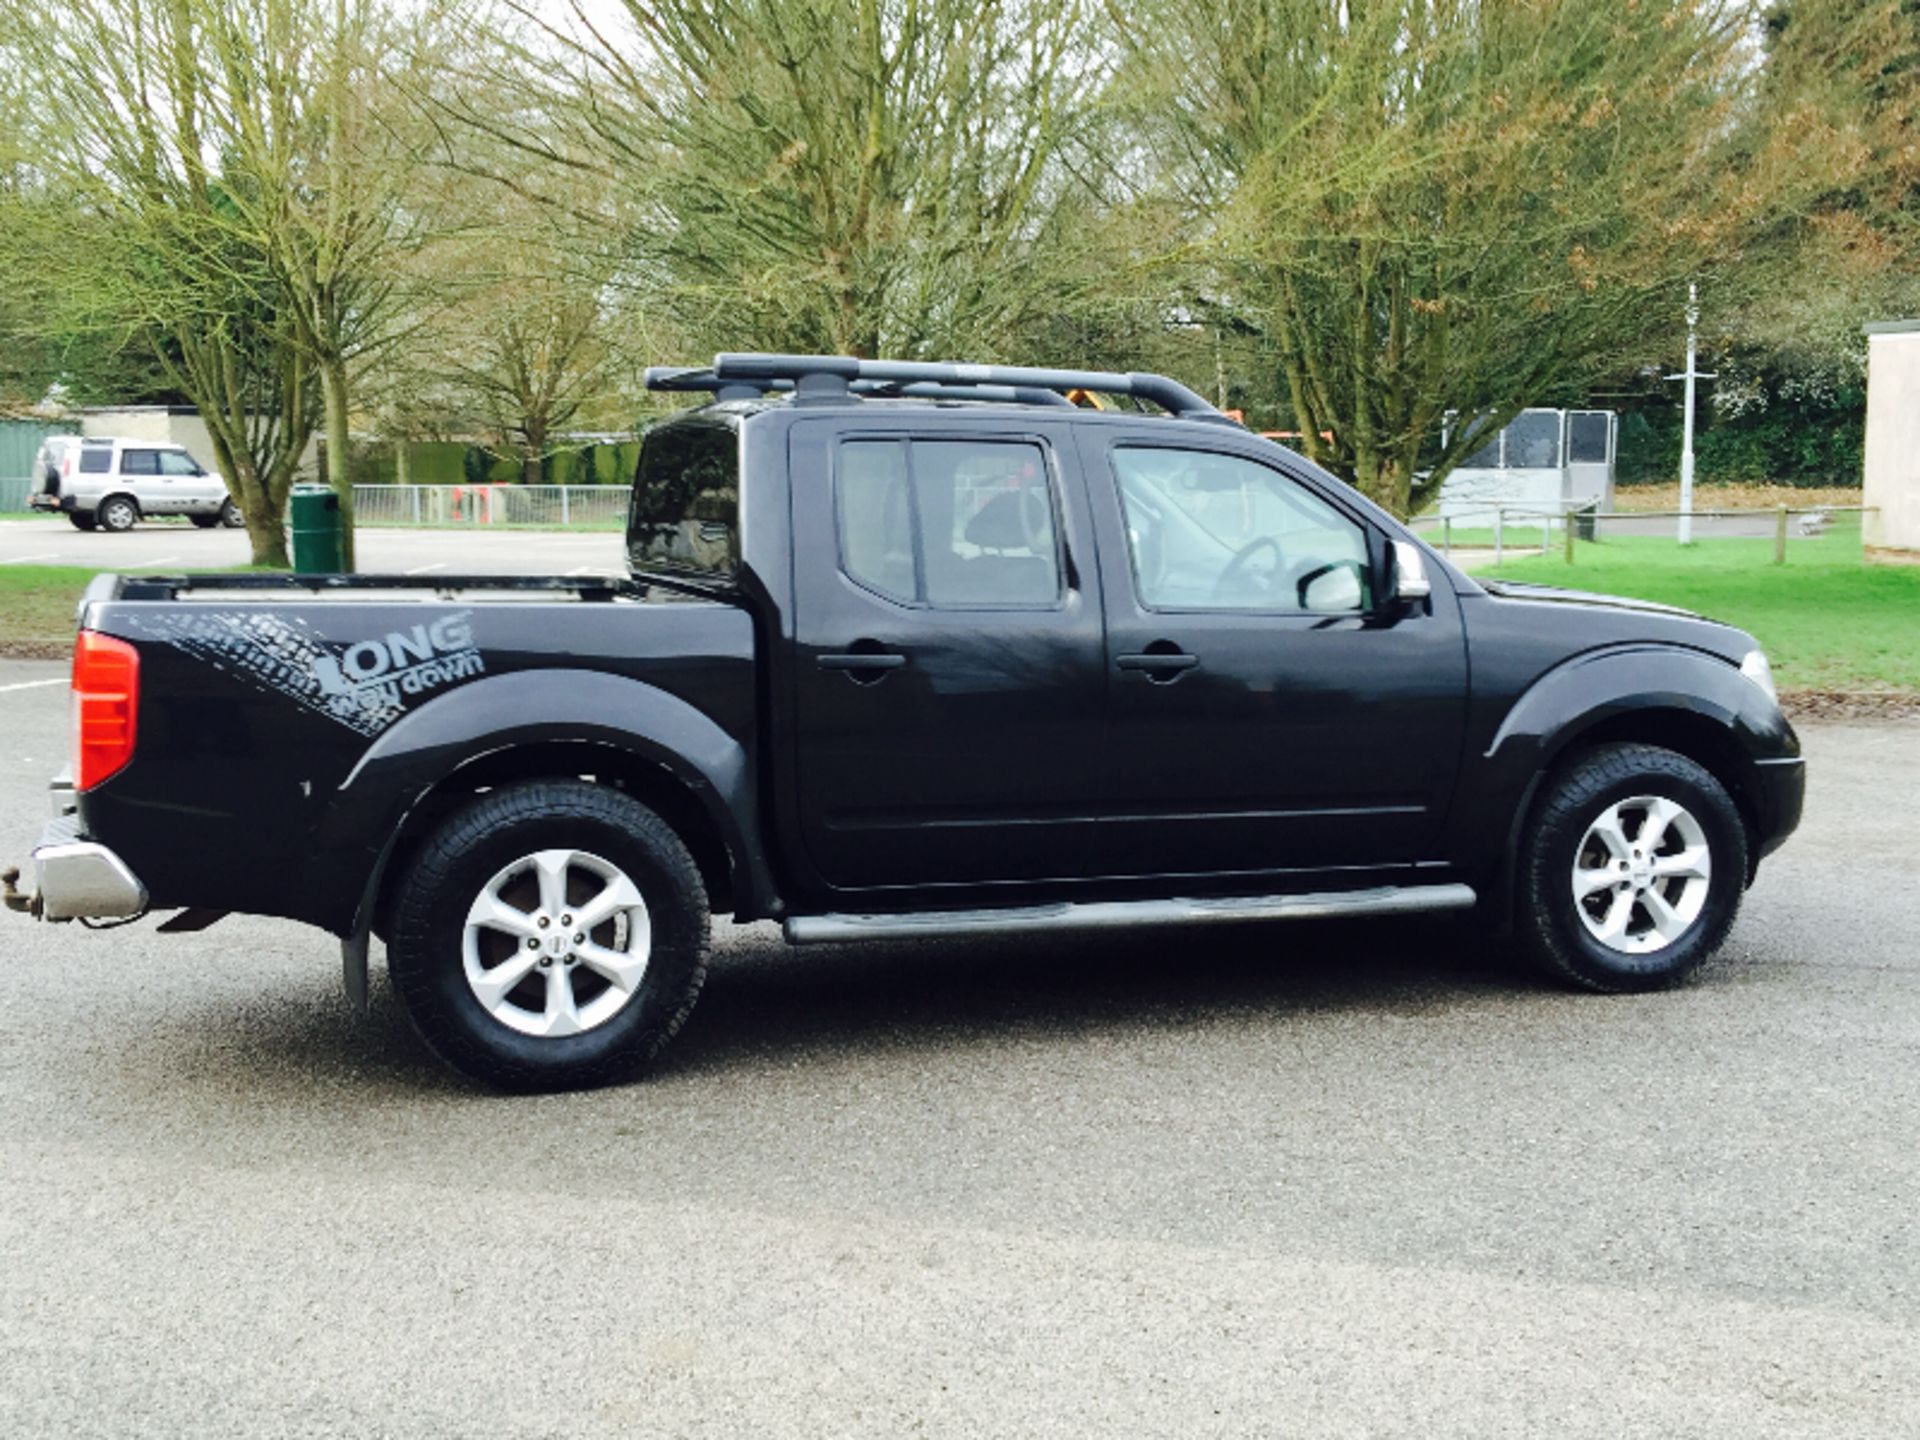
1212, 535, 1284, 603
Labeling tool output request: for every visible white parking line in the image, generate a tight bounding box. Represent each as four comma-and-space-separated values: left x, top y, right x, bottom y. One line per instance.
0, 553, 63, 565
0, 678, 66, 694
125, 556, 181, 568
404, 563, 447, 575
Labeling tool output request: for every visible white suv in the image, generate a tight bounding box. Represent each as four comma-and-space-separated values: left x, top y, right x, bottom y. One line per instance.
30, 436, 243, 532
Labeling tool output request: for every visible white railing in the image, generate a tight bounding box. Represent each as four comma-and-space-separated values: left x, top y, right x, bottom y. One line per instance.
351, 484, 632, 529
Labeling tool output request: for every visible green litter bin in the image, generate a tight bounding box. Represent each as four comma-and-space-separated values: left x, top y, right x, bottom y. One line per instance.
290, 484, 348, 573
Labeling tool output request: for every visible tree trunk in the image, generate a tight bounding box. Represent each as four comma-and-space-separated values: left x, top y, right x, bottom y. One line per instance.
395, 439, 412, 487
520, 419, 547, 487
1353, 447, 1412, 518
318, 355, 356, 570
247, 508, 291, 568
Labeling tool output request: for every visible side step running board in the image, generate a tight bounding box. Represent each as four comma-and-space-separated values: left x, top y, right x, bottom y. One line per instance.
783, 883, 1476, 946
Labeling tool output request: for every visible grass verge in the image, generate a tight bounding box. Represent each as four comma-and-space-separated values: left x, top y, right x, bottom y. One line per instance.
0, 565, 102, 658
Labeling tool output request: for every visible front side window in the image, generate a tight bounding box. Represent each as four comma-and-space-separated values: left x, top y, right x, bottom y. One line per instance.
120, 449, 160, 476
837, 438, 1060, 608
158, 450, 202, 476
1112, 446, 1370, 613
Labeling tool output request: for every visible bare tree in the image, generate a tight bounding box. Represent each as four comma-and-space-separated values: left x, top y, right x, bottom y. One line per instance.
0, 0, 317, 564
1111, 0, 1877, 515
453, 0, 1107, 362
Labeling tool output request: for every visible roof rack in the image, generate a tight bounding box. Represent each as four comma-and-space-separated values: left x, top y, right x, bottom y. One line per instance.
643, 353, 1238, 425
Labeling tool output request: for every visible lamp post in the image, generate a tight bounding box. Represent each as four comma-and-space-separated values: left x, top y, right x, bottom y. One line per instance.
1666, 283, 1716, 546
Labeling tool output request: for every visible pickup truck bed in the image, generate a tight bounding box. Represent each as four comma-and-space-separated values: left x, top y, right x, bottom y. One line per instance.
72, 572, 762, 935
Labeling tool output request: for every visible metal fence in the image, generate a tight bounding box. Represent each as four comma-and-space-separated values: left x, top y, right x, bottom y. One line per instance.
350, 484, 632, 529
1406, 503, 1876, 566
0, 476, 33, 513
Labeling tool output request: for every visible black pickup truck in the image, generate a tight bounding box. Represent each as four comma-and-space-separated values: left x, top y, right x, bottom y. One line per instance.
9, 353, 1804, 1089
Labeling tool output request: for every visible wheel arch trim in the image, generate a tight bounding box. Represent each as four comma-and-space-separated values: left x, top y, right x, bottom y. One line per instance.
316, 669, 772, 1005
1458, 643, 1797, 926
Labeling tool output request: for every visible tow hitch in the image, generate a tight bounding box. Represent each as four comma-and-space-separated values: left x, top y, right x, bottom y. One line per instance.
1, 866, 42, 919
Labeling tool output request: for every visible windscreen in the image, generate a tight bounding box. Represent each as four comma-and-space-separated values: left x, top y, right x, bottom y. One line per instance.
626, 417, 740, 580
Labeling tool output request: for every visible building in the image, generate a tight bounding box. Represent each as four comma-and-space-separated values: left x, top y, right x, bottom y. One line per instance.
1863, 321, 1920, 563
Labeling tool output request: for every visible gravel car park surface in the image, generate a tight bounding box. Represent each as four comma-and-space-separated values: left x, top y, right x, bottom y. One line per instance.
2, 657, 1917, 1437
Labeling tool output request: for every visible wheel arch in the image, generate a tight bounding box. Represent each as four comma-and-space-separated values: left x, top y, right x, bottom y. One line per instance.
372, 739, 741, 938
1463, 645, 1794, 928
315, 668, 774, 970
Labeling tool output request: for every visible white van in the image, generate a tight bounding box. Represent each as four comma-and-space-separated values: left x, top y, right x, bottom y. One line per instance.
29, 436, 243, 532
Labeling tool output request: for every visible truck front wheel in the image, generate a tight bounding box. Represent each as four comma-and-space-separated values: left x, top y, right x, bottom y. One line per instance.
388, 780, 711, 1090
1516, 743, 1747, 992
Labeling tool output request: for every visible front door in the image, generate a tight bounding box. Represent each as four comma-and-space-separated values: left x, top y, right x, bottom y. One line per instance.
788, 418, 1107, 894
1086, 436, 1468, 881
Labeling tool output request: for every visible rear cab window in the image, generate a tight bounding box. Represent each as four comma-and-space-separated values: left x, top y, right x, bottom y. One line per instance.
627, 417, 740, 583
79, 446, 112, 474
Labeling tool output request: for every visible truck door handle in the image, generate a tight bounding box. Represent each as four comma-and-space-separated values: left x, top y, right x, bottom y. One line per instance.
818, 650, 906, 683
1117, 648, 1198, 681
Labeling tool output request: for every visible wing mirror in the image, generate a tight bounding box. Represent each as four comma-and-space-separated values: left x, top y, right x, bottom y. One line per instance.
1390, 539, 1432, 602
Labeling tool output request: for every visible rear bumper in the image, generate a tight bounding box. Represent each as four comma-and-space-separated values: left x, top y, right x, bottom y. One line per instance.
1751, 755, 1805, 863
29, 814, 148, 921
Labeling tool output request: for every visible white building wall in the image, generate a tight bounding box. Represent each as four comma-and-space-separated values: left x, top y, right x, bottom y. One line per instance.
1863, 323, 1920, 561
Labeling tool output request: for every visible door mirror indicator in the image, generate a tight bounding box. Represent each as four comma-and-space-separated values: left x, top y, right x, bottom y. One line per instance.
1391, 540, 1432, 602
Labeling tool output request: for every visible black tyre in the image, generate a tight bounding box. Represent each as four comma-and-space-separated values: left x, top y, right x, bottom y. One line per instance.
219, 498, 245, 528
190, 513, 220, 529
1517, 742, 1747, 992
68, 511, 98, 532
97, 495, 138, 532
387, 780, 711, 1091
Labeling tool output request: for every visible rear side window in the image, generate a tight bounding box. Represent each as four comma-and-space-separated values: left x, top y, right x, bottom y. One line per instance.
79, 448, 112, 474
627, 420, 739, 579
837, 438, 1060, 608
120, 449, 160, 476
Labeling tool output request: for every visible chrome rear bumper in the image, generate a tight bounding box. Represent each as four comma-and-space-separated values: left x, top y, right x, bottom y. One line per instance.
27, 815, 148, 921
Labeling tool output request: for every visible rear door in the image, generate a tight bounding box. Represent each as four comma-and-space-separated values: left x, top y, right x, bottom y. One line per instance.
787, 415, 1108, 893
117, 447, 176, 512
1086, 432, 1468, 880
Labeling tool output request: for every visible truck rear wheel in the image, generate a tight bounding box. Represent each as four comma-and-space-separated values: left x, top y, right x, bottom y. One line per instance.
1516, 743, 1746, 992
387, 780, 711, 1090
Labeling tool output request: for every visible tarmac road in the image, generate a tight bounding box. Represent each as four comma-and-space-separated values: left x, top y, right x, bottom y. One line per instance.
2, 658, 1918, 1437
0, 517, 625, 576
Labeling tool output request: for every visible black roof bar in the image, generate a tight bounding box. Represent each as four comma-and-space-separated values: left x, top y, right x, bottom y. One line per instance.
644, 354, 1239, 425
642, 367, 1074, 409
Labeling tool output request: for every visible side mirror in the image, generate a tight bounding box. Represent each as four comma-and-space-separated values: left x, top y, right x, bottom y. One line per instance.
1391, 539, 1432, 602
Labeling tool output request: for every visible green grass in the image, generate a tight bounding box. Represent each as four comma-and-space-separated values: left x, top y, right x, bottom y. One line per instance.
0, 564, 102, 655
1482, 529, 1920, 693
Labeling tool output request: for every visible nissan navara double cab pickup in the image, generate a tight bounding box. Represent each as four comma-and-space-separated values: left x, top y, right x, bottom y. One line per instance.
8, 354, 1805, 1090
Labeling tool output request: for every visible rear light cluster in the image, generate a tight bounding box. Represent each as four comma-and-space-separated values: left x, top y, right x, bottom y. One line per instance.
72, 631, 139, 791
